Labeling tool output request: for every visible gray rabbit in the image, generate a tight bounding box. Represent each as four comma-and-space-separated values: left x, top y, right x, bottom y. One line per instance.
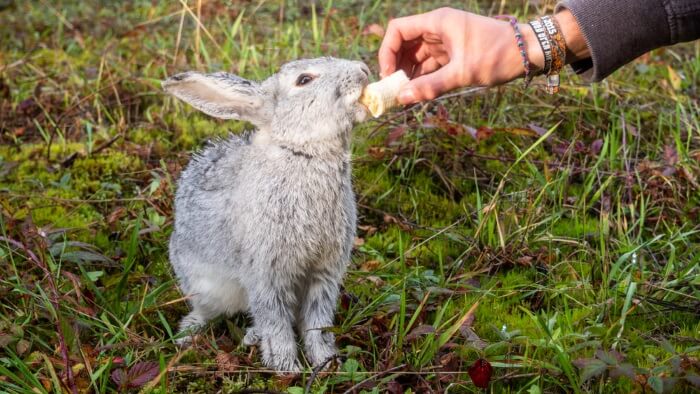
162, 58, 370, 372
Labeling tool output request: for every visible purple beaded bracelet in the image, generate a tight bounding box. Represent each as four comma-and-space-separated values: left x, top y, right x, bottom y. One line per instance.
494, 15, 533, 89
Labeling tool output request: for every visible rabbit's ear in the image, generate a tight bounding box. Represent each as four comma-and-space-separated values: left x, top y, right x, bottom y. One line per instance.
163, 72, 268, 123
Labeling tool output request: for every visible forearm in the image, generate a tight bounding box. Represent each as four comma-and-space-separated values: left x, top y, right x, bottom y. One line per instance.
555, 0, 700, 82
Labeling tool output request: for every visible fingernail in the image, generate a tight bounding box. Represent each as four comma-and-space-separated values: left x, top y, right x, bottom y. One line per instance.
398, 89, 415, 104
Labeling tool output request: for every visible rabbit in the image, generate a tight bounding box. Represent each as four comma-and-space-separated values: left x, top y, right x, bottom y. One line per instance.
162, 57, 370, 372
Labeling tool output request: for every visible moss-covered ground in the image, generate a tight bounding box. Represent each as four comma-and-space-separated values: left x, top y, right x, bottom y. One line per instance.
1, 1, 699, 393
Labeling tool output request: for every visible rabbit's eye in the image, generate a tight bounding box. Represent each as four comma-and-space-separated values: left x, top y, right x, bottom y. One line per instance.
295, 74, 314, 86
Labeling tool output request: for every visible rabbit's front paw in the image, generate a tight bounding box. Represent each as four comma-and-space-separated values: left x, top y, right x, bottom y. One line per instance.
260, 336, 302, 373
305, 331, 339, 369
242, 326, 261, 346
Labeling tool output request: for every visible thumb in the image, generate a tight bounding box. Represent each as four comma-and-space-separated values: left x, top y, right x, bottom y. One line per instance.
398, 64, 462, 104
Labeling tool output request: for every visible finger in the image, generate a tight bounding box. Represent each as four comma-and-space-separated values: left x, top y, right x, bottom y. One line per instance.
413, 57, 442, 77
378, 15, 435, 78
398, 63, 462, 104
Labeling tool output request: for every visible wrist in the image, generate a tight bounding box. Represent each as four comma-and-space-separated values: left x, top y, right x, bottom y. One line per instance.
521, 22, 545, 72
554, 9, 590, 63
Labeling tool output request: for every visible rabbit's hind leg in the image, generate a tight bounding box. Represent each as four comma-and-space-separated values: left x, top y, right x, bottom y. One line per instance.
175, 274, 248, 346
175, 305, 216, 346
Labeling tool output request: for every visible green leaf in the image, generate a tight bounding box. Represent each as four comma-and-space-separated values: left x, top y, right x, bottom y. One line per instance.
527, 385, 542, 394
287, 387, 304, 394
647, 376, 663, 394
610, 363, 636, 380
580, 359, 607, 382
595, 349, 620, 365
86, 270, 104, 282
660, 338, 676, 354
342, 358, 359, 374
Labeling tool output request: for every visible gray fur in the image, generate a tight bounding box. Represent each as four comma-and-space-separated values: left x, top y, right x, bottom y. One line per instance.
163, 58, 370, 372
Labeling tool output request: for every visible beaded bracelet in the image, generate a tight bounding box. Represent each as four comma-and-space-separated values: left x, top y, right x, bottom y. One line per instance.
494, 15, 533, 89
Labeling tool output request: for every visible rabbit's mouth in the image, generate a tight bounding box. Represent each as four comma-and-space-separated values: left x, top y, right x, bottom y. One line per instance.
343, 83, 370, 123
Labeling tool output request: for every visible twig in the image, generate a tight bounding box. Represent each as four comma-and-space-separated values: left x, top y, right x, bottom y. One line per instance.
341, 364, 407, 394
60, 133, 123, 167
305, 355, 341, 394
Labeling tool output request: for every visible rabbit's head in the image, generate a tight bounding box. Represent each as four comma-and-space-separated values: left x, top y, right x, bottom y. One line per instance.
163, 57, 370, 149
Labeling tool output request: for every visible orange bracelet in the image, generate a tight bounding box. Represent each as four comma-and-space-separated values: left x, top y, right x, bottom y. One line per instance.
541, 15, 567, 94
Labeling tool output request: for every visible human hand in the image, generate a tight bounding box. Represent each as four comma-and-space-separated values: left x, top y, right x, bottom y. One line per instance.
378, 7, 544, 104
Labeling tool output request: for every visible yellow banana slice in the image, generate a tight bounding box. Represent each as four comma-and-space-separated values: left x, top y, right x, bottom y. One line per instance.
359, 70, 410, 118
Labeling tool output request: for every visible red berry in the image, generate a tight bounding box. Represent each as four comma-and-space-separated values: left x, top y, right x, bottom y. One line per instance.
468, 358, 493, 388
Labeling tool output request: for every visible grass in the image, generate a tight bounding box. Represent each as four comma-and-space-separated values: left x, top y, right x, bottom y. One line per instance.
1, 0, 699, 392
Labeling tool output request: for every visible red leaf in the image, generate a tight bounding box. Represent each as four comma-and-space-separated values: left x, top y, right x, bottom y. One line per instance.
590, 139, 604, 155
385, 126, 406, 145
663, 144, 679, 166
468, 358, 493, 388
475, 126, 494, 141
126, 361, 160, 388
110, 368, 126, 388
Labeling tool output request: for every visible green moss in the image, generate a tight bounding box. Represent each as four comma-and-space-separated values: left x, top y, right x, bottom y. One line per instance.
168, 114, 249, 150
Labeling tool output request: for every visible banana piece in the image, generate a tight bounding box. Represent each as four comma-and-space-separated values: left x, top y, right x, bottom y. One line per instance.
359, 70, 410, 118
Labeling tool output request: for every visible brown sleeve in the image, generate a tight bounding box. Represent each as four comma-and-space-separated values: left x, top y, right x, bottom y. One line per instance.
555, 0, 700, 82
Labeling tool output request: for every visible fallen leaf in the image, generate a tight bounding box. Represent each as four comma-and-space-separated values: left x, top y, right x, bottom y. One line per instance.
494, 127, 539, 137
15, 339, 30, 356
0, 334, 13, 347
106, 207, 126, 225
385, 126, 406, 146
215, 352, 239, 373
475, 126, 494, 141
367, 146, 386, 160
516, 255, 533, 267
663, 145, 679, 166
357, 224, 377, 236
386, 380, 403, 394
360, 260, 380, 272
590, 139, 604, 155
527, 123, 548, 136
404, 324, 435, 341
667, 66, 682, 91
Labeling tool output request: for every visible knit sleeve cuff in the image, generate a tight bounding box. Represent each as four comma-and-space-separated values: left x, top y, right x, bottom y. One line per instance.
555, 0, 672, 82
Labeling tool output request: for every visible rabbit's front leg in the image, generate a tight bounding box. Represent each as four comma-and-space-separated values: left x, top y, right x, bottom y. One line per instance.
299, 272, 341, 368
248, 282, 302, 372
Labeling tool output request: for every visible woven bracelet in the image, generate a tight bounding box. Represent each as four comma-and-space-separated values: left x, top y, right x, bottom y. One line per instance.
528, 18, 553, 76
494, 15, 533, 89
541, 15, 567, 94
